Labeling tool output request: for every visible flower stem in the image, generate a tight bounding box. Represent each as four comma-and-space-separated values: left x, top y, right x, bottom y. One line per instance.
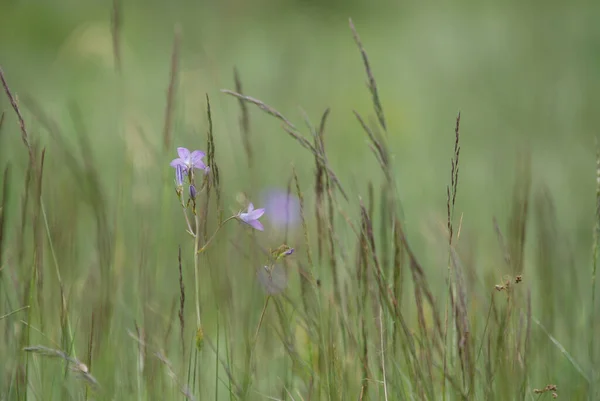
197, 215, 237, 253
179, 197, 194, 237
193, 212, 202, 329
253, 296, 270, 345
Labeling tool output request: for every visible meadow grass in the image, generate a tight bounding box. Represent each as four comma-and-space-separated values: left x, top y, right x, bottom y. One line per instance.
0, 8, 599, 401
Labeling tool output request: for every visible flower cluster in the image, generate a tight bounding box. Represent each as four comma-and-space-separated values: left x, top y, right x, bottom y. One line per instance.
171, 147, 208, 206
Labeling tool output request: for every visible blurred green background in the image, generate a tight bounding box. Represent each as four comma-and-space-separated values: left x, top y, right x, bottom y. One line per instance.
1, 0, 600, 399
2, 0, 598, 218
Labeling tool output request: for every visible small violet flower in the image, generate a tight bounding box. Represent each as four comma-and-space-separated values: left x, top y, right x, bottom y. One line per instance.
189, 184, 197, 200
170, 147, 208, 173
238, 203, 266, 231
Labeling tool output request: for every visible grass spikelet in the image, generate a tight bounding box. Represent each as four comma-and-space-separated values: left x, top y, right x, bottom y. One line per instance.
23, 345, 99, 388
0, 164, 10, 269
0, 67, 34, 161
353, 111, 389, 182
590, 138, 600, 398
447, 112, 461, 245
234, 67, 252, 168
356, 202, 370, 398
178, 245, 186, 360
220, 89, 348, 201
349, 18, 386, 132
313, 110, 329, 264
0, 111, 5, 138
205, 94, 222, 224
533, 383, 558, 398
443, 112, 462, 396
221, 90, 297, 129
162, 25, 181, 151
111, 0, 122, 74
391, 216, 405, 354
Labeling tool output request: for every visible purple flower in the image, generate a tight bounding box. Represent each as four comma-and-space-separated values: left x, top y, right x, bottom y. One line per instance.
189, 185, 197, 200
170, 147, 208, 172
238, 203, 266, 231
263, 189, 300, 229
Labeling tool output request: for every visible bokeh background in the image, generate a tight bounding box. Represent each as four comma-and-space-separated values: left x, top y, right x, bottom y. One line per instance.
1, 0, 600, 399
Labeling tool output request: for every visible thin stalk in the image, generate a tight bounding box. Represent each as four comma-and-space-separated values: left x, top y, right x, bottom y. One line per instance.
180, 197, 195, 237
0, 306, 30, 320
590, 141, 600, 400
41, 201, 77, 359
253, 296, 271, 346
198, 216, 237, 253
215, 309, 220, 401
379, 304, 389, 401
193, 212, 203, 329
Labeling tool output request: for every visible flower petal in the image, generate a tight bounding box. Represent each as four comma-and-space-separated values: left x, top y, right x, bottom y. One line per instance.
248, 220, 264, 231
170, 159, 186, 168
177, 147, 190, 160
247, 203, 254, 213
247, 208, 265, 220
193, 160, 208, 171
175, 165, 185, 186
190, 150, 206, 167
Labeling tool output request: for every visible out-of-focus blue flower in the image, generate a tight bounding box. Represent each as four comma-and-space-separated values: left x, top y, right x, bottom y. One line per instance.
263, 189, 300, 229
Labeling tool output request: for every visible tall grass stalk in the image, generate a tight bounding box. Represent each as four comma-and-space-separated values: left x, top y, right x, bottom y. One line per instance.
590, 141, 600, 400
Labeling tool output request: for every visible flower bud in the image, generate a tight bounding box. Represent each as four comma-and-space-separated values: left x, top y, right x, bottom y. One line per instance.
175, 165, 185, 187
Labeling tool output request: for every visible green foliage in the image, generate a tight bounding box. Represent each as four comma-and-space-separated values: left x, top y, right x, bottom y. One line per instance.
1, 1, 599, 400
